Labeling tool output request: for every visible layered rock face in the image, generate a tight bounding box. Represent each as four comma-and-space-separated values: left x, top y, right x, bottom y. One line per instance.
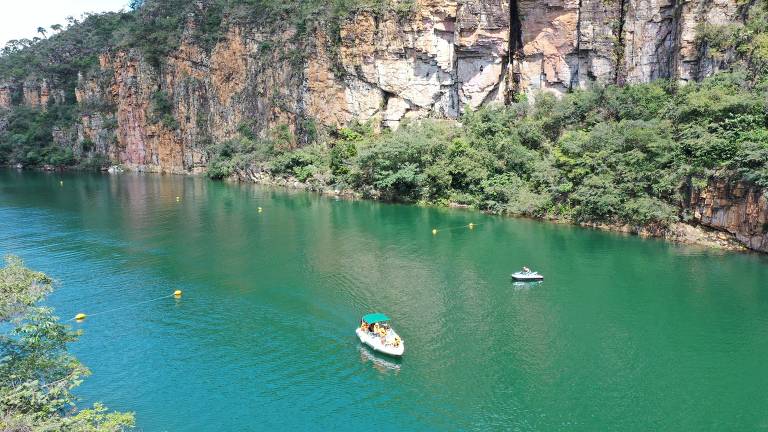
689, 180, 768, 253
306, 0, 743, 129
0, 84, 11, 109
515, 0, 741, 93
69, 25, 311, 173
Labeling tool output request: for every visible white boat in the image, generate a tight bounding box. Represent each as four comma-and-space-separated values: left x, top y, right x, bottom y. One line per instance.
511, 271, 544, 281
356, 313, 405, 357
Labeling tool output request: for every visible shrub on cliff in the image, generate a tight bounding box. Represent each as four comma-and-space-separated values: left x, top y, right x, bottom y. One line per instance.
150, 91, 178, 129
733, 134, 768, 187
270, 144, 329, 182
695, 0, 768, 80
669, 71, 768, 184
0, 105, 79, 167
206, 137, 274, 179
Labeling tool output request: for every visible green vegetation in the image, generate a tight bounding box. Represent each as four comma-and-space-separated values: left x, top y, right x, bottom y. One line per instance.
0, 12, 128, 85
150, 91, 178, 129
0, 105, 110, 169
696, 0, 768, 80
216, 71, 768, 228
0, 106, 78, 167
0, 256, 134, 431
0, 11, 128, 169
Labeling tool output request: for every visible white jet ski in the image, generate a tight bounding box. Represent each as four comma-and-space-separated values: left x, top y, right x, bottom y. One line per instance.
511, 270, 544, 281
356, 313, 404, 357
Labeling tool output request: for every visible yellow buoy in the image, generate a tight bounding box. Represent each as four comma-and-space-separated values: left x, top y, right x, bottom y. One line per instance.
75, 313, 87, 321
174, 290, 183, 297
432, 229, 438, 235
468, 223, 475, 229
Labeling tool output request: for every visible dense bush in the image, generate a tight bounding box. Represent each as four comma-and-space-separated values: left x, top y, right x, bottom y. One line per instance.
0, 105, 80, 167
150, 91, 178, 129
271, 144, 328, 182
354, 120, 455, 200
206, 136, 275, 179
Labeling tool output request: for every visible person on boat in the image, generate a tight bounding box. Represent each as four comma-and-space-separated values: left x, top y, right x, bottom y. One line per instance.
522, 266, 531, 273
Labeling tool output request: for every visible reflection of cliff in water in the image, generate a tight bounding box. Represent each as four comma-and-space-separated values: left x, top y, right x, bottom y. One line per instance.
358, 346, 401, 374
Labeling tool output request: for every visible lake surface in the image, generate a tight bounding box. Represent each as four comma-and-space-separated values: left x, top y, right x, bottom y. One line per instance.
1, 169, 767, 431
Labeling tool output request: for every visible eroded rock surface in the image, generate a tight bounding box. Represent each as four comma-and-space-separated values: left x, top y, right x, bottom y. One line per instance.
689, 180, 768, 253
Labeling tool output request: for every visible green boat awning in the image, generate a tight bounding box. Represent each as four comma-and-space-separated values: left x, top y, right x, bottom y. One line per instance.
362, 313, 391, 323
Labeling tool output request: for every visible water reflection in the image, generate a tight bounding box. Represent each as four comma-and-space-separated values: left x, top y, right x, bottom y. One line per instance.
358, 345, 401, 374
511, 281, 544, 290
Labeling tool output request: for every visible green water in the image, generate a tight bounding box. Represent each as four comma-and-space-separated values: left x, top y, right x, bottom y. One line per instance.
1, 169, 767, 431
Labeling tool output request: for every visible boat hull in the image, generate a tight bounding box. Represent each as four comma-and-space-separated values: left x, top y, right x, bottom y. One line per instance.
356, 328, 404, 357
511, 272, 544, 281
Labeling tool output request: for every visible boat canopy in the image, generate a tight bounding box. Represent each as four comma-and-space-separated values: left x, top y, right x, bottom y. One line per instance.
362, 313, 391, 324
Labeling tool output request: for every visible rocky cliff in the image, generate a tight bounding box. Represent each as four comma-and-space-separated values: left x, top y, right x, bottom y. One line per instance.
688, 180, 768, 253
1, 0, 749, 173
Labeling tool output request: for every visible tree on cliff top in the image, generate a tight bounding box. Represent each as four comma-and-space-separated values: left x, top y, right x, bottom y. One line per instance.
0, 256, 135, 431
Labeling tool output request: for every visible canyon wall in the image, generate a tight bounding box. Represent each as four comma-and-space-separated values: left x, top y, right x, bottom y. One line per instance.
689, 180, 768, 253
2, 0, 748, 173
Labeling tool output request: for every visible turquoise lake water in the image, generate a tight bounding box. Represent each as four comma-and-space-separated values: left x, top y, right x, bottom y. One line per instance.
1, 169, 767, 431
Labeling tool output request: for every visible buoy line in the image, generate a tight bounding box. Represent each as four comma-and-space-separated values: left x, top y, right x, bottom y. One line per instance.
431, 222, 480, 235
69, 290, 182, 322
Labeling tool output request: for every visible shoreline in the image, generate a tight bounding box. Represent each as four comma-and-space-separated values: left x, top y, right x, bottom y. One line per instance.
227, 168, 750, 254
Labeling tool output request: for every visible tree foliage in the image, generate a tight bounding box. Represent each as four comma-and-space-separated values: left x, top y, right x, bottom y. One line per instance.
0, 256, 135, 431
0, 106, 79, 167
